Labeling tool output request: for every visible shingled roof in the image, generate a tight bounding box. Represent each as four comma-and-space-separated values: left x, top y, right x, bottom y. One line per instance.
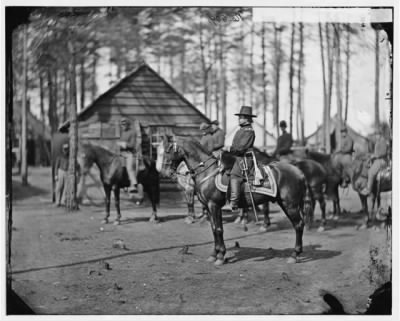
59, 62, 209, 131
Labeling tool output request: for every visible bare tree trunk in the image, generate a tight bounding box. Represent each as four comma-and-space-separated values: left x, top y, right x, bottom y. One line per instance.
335, 24, 343, 149
80, 56, 85, 111
273, 23, 283, 138
180, 38, 186, 94
289, 23, 295, 136
63, 69, 69, 122
213, 39, 220, 122
261, 22, 268, 148
319, 23, 329, 152
297, 23, 305, 144
325, 23, 334, 152
374, 29, 380, 130
39, 72, 46, 135
21, 25, 28, 185
199, 17, 209, 117
219, 24, 227, 133
249, 21, 255, 107
344, 25, 350, 123
65, 40, 79, 211
91, 53, 97, 101
239, 22, 245, 105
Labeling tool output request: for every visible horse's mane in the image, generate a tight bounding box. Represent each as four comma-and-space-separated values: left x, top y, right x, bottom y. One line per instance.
176, 136, 212, 160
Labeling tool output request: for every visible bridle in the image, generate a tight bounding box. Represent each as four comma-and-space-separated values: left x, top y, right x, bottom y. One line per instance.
163, 142, 219, 185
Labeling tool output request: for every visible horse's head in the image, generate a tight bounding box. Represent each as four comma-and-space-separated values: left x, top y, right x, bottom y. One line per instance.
160, 135, 185, 179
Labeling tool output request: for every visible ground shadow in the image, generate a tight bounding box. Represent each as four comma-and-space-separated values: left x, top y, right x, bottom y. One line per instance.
118, 214, 187, 225
226, 244, 341, 264
12, 180, 49, 201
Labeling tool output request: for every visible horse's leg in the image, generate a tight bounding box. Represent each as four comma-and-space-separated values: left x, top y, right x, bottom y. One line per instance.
317, 193, 327, 232
259, 202, 271, 232
210, 202, 226, 266
102, 185, 112, 224
359, 194, 370, 229
234, 208, 243, 224
280, 201, 304, 264
184, 188, 195, 224
332, 188, 341, 222
113, 187, 121, 225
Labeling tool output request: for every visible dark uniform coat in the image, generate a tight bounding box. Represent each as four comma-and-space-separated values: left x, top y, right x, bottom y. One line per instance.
230, 124, 255, 177
200, 133, 214, 154
340, 135, 354, 154
211, 128, 225, 151
274, 131, 293, 156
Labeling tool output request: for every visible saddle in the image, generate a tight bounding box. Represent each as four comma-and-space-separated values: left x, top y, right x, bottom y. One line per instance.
239, 151, 271, 188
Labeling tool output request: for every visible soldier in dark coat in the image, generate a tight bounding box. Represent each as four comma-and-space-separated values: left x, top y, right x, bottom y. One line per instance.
336, 126, 354, 172
199, 122, 214, 153
210, 120, 225, 157
273, 120, 293, 162
224, 106, 257, 211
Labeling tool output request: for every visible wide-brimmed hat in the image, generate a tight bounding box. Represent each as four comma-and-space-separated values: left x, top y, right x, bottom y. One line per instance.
234, 106, 257, 118
279, 120, 287, 128
120, 117, 130, 124
340, 126, 348, 133
199, 122, 211, 131
211, 120, 219, 126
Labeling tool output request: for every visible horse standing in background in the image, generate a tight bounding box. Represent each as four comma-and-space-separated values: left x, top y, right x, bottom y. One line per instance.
80, 143, 160, 225
304, 150, 351, 222
351, 152, 391, 228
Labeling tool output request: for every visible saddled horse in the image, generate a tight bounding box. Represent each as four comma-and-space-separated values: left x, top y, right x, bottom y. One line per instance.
80, 143, 160, 225
304, 150, 351, 221
162, 136, 311, 265
252, 148, 329, 231
351, 152, 392, 228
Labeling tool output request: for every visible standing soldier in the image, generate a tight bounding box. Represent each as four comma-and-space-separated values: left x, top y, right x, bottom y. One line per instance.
273, 120, 293, 162
337, 126, 354, 169
118, 118, 138, 193
55, 143, 80, 206
210, 120, 225, 157
360, 130, 389, 196
199, 122, 214, 153
224, 106, 257, 211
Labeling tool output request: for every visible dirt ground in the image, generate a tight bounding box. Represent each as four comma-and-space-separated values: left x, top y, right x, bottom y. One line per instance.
10, 167, 392, 315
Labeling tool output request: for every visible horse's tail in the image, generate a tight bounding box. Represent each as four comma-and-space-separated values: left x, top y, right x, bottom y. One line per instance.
302, 179, 314, 226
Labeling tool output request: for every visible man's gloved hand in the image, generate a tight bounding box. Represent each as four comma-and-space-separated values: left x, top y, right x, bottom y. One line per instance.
118, 141, 127, 149
55, 176, 58, 181
222, 146, 231, 152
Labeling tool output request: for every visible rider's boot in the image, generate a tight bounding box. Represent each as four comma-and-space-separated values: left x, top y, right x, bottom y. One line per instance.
224, 178, 240, 212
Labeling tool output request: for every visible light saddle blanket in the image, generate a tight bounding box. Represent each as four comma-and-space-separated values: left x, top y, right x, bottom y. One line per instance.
215, 165, 277, 197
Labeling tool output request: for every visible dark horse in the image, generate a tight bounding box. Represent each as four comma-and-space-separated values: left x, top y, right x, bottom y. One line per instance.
80, 143, 160, 225
252, 148, 329, 231
351, 152, 392, 228
304, 150, 351, 221
162, 137, 311, 265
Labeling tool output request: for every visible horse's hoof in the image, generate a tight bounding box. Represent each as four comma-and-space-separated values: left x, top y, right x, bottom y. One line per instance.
113, 220, 121, 226
101, 219, 109, 224
259, 225, 268, 233
317, 226, 325, 232
333, 215, 339, 221
184, 216, 195, 225
359, 223, 368, 230
206, 256, 217, 262
234, 216, 242, 224
241, 218, 248, 225
287, 257, 298, 264
149, 216, 159, 223
214, 258, 225, 266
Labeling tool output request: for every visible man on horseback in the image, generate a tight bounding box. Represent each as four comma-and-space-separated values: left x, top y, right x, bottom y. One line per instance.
224, 106, 257, 211
199, 122, 214, 153
360, 130, 389, 196
273, 120, 293, 162
118, 117, 138, 193
210, 120, 225, 158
